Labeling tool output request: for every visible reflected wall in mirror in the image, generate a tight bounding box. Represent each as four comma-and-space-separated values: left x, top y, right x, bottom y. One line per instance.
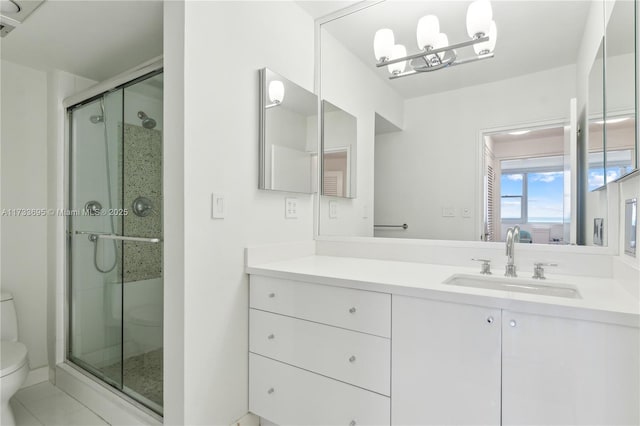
318, 0, 633, 246
258, 68, 318, 194
605, 0, 637, 181
322, 100, 357, 198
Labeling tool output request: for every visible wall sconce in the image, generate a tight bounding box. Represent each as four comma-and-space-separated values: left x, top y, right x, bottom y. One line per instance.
373, 0, 497, 80
266, 80, 285, 109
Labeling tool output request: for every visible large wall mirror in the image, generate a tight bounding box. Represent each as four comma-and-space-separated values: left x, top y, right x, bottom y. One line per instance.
316, 0, 637, 246
259, 68, 318, 194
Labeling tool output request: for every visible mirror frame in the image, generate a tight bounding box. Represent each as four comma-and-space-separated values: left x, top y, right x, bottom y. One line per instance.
313, 0, 624, 255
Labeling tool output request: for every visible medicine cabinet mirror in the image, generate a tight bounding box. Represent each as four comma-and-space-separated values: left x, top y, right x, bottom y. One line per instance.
604, 0, 637, 182
259, 68, 318, 194
322, 100, 357, 199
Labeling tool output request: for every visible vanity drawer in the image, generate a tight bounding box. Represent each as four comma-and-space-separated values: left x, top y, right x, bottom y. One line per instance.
250, 275, 391, 337
250, 309, 390, 395
250, 353, 390, 426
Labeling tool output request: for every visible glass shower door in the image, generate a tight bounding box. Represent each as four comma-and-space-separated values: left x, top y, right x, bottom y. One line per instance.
68, 89, 124, 390
68, 71, 163, 415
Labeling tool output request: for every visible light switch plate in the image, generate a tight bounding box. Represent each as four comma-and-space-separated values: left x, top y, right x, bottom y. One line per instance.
212, 193, 225, 219
285, 198, 298, 219
442, 207, 456, 217
329, 200, 339, 218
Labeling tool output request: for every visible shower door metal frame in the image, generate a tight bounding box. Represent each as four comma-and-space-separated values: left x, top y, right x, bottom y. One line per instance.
62, 56, 163, 418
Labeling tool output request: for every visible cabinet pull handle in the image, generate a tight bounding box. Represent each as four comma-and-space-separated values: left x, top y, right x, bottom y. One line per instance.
268, 293, 275, 298
267, 388, 275, 394
349, 421, 357, 426
349, 355, 356, 363
349, 307, 357, 314
267, 334, 275, 340
509, 319, 517, 327
486, 316, 494, 324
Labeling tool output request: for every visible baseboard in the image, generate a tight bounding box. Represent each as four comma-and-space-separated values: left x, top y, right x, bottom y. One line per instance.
231, 413, 260, 426
21, 366, 49, 388
56, 363, 162, 426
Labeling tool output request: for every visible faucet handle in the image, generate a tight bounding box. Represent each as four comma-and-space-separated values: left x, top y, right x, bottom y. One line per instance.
532, 262, 557, 279
471, 258, 492, 275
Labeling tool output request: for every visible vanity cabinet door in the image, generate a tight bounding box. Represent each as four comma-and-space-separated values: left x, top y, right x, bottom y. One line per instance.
502, 311, 640, 426
392, 296, 501, 426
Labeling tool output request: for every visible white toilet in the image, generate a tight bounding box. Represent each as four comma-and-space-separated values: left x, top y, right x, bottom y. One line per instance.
1, 292, 29, 426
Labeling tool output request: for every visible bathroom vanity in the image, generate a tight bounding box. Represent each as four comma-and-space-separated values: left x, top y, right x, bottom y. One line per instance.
247, 254, 639, 426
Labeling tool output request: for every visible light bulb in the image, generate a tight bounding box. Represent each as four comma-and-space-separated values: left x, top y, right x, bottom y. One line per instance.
466, 0, 493, 39
374, 29, 395, 61
434, 33, 449, 60
473, 20, 497, 55
268, 80, 285, 104
416, 15, 440, 50
388, 44, 407, 75
0, 0, 19, 13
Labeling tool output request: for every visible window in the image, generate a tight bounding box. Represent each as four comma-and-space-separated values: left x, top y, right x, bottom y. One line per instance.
587, 149, 634, 191
500, 156, 565, 224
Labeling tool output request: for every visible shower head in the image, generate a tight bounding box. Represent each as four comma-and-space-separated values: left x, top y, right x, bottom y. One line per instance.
137, 111, 157, 129
90, 115, 104, 124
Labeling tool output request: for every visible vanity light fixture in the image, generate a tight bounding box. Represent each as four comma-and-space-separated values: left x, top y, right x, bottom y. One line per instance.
373, 0, 497, 80
266, 80, 285, 109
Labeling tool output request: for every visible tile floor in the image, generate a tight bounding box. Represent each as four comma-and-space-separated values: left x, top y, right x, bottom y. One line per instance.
10, 381, 109, 426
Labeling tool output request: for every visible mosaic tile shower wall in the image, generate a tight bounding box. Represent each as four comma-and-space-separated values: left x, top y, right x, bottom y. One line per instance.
120, 123, 163, 282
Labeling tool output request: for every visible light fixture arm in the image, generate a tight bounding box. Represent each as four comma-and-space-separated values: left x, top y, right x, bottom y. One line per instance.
389, 52, 494, 80
265, 101, 282, 109
376, 35, 489, 68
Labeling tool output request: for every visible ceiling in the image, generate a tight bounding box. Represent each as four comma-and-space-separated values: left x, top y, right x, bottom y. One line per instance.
0, 0, 162, 82
295, 0, 361, 19
321, 1, 594, 99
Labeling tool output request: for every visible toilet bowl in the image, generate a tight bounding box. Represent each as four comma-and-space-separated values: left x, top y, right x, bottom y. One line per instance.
1, 341, 28, 425
1, 292, 29, 426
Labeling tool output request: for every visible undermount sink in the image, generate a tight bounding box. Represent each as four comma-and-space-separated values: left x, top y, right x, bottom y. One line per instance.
444, 274, 582, 299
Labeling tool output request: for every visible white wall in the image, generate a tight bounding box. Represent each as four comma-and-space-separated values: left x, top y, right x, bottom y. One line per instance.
177, 2, 316, 423
375, 64, 576, 241
1, 60, 49, 370
320, 30, 404, 237
163, 1, 185, 422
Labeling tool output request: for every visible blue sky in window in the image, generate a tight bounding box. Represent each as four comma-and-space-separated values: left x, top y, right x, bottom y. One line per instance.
528, 172, 564, 222
501, 172, 564, 222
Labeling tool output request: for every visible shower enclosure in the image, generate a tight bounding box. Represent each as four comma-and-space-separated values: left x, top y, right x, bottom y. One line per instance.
66, 69, 164, 414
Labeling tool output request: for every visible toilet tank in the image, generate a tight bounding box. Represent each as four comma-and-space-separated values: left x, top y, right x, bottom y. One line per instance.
1, 292, 19, 341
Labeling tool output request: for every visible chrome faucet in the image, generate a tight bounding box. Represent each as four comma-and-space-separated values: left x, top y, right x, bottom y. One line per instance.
505, 225, 520, 277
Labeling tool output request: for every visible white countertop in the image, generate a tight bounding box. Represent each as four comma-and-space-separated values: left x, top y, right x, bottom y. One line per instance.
246, 255, 640, 328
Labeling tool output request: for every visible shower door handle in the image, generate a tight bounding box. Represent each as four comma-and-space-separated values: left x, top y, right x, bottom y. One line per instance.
75, 231, 162, 243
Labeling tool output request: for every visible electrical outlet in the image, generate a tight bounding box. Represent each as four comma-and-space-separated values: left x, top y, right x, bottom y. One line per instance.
285, 198, 298, 219
212, 193, 225, 219
462, 207, 472, 218
442, 207, 456, 217
329, 200, 339, 218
